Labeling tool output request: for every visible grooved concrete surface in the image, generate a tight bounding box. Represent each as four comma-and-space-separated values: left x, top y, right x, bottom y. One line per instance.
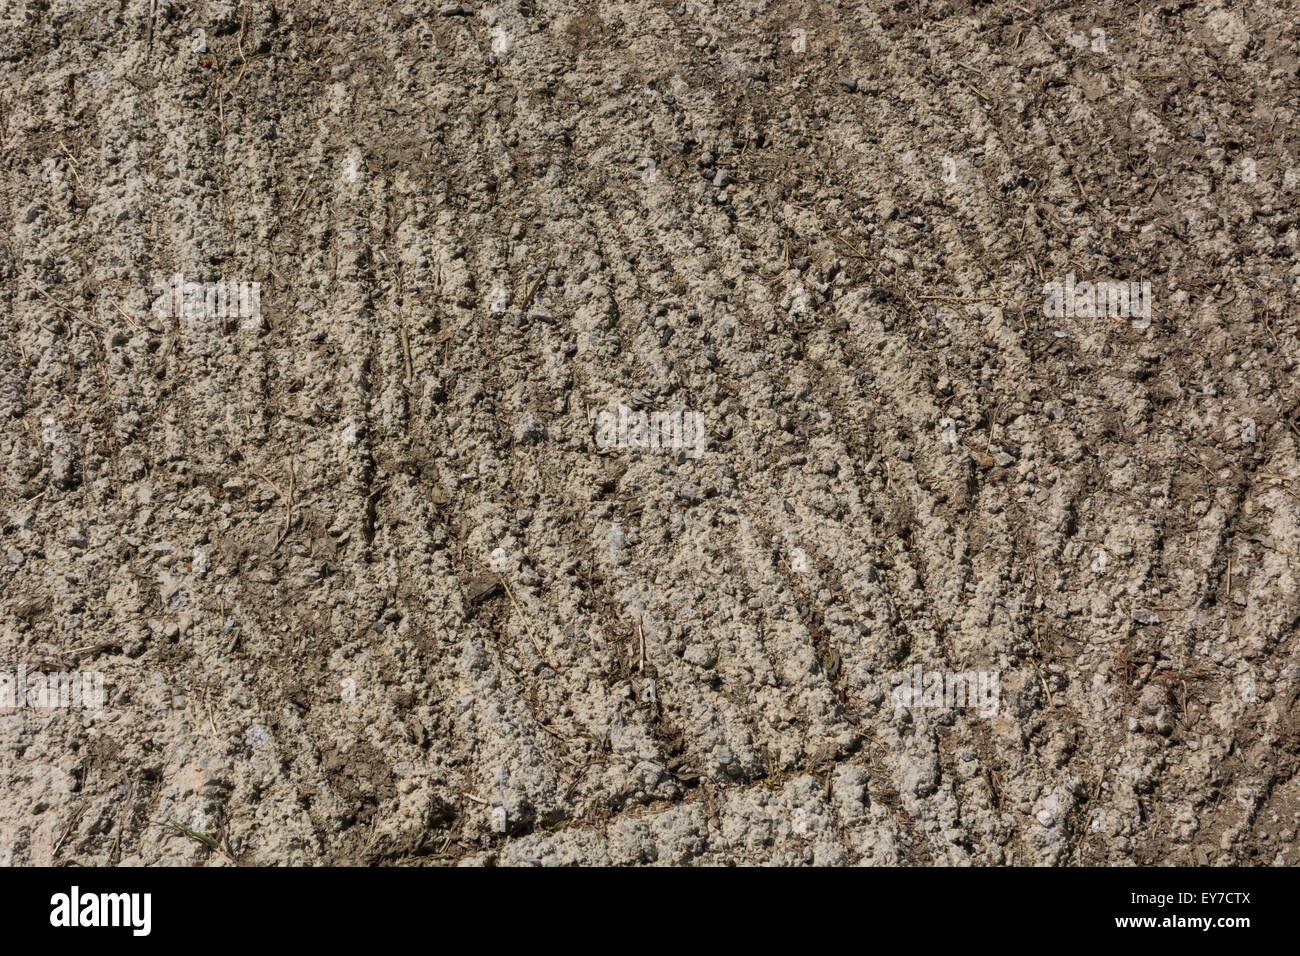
2, 1, 1299, 865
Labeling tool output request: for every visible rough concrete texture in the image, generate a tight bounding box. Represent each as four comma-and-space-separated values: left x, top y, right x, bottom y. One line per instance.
2, 0, 1299, 866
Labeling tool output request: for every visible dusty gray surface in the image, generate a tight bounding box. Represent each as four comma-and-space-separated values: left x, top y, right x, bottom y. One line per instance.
2, 0, 1299, 865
